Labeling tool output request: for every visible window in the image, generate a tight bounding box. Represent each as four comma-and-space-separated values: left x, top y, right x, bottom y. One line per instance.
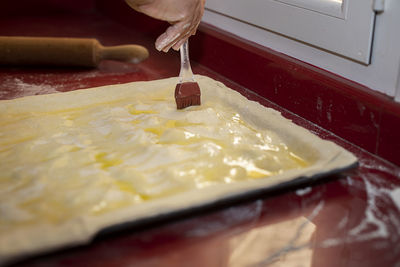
205, 0, 376, 64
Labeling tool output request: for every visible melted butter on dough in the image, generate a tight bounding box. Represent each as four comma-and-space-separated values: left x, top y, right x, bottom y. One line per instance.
0, 80, 310, 233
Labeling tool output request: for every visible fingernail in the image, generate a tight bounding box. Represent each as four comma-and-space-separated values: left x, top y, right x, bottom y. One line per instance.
155, 43, 162, 51
155, 38, 168, 51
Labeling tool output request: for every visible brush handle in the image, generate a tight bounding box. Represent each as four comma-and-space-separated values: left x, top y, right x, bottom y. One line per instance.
179, 40, 195, 83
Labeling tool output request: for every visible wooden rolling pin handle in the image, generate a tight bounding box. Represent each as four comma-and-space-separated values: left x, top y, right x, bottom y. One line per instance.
0, 36, 149, 67
98, 44, 149, 64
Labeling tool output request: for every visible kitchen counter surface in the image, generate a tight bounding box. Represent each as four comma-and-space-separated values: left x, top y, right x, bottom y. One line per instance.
1, 12, 399, 267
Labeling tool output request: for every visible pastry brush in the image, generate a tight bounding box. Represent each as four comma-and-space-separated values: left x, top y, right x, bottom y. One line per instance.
175, 40, 201, 109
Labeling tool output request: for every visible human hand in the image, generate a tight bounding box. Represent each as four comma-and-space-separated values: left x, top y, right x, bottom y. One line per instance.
125, 0, 205, 52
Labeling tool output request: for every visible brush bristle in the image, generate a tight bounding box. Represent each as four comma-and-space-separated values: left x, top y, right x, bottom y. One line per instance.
175, 82, 201, 109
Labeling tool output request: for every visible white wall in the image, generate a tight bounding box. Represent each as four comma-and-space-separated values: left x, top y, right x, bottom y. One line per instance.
202, 0, 400, 102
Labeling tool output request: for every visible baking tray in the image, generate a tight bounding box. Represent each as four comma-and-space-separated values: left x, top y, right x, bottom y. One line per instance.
0, 76, 357, 265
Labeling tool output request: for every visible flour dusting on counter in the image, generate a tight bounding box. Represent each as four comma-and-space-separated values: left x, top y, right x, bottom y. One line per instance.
391, 188, 400, 212
0, 77, 59, 99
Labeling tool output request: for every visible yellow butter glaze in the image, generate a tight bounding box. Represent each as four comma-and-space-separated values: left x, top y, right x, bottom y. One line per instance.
0, 92, 310, 233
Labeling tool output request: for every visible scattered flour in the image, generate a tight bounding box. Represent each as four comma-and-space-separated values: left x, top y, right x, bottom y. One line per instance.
296, 187, 312, 196
6, 78, 59, 97
390, 188, 400, 212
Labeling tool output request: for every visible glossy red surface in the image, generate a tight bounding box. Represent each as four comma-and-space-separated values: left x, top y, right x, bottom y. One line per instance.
1, 3, 400, 267
378, 102, 400, 164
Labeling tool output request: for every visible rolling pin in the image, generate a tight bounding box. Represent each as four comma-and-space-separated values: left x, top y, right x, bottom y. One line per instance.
0, 36, 149, 67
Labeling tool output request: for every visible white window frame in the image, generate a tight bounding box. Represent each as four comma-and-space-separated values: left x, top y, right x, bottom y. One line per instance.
205, 0, 376, 64
275, 0, 346, 19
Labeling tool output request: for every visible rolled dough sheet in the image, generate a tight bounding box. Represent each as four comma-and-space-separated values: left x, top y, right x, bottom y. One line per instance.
0, 75, 357, 264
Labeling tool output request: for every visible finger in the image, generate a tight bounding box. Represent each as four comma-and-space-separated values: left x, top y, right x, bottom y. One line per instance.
172, 39, 186, 51
155, 24, 184, 52
156, 21, 193, 52
167, 26, 195, 52
164, 22, 197, 52
170, 14, 200, 50
155, 1, 204, 52
172, 27, 196, 51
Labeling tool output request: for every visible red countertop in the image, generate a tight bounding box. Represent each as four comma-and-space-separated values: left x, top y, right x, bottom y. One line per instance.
1, 6, 400, 267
